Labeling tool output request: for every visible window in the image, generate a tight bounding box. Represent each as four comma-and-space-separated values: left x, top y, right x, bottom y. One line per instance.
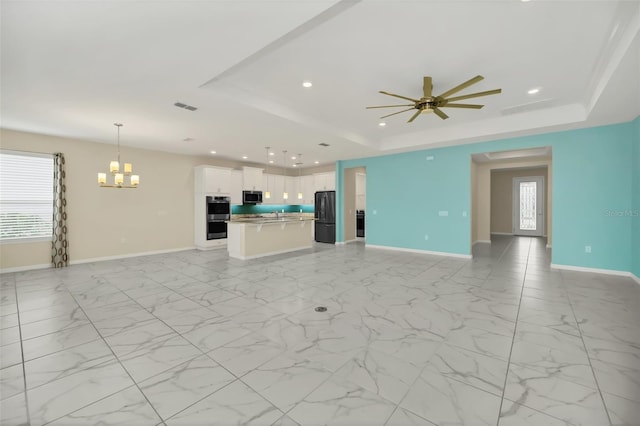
0, 151, 54, 241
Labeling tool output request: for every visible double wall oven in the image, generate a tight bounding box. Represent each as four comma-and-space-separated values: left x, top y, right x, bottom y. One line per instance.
206, 196, 230, 240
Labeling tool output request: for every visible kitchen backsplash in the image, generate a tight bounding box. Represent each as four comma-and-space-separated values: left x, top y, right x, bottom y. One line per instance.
231, 204, 314, 215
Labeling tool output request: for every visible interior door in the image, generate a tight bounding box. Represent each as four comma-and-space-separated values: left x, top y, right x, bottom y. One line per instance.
512, 176, 544, 236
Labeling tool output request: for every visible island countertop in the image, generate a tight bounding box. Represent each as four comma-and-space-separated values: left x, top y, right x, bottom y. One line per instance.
228, 216, 314, 225
227, 217, 314, 259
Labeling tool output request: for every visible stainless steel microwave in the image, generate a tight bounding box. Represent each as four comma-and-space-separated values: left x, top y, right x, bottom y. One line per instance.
242, 190, 263, 204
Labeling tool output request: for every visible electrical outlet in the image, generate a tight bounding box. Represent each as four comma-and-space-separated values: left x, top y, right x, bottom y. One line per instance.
438, 211, 449, 217
585, 245, 591, 253
426, 155, 434, 161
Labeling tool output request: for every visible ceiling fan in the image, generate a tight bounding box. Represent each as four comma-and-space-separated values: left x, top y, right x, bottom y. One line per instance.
367, 75, 501, 123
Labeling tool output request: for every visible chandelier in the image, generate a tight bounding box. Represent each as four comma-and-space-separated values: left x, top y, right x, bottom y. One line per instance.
97, 123, 139, 188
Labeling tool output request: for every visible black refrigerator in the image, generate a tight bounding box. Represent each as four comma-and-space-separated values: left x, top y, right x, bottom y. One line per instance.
314, 190, 336, 243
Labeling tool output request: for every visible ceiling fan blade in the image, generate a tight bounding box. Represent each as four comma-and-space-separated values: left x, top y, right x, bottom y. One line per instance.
423, 76, 432, 98
432, 107, 449, 120
407, 109, 423, 123
441, 103, 484, 109
437, 75, 484, 99
379, 91, 420, 103
445, 89, 502, 102
380, 107, 417, 119
366, 104, 414, 109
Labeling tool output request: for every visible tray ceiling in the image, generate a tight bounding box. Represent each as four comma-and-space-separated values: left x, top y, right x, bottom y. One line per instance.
1, 0, 638, 167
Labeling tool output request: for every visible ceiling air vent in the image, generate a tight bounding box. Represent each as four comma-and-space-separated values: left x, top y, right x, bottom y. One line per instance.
174, 102, 198, 111
318, 143, 330, 147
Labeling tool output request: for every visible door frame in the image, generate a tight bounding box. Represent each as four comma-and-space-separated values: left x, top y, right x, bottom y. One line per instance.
512, 176, 544, 236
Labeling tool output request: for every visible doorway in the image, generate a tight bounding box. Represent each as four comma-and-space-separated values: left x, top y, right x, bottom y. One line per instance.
512, 176, 544, 236
470, 146, 553, 252
342, 167, 366, 243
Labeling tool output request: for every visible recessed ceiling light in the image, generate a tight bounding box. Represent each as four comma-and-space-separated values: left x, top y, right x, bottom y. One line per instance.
292, 164, 297, 167
314, 160, 319, 164
291, 156, 296, 160
378, 122, 386, 127
242, 156, 248, 159
269, 160, 274, 164
210, 151, 216, 154
302, 81, 313, 88
269, 152, 275, 156
528, 88, 540, 95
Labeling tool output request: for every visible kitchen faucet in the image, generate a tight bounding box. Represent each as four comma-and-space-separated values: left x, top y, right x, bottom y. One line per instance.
273, 210, 279, 219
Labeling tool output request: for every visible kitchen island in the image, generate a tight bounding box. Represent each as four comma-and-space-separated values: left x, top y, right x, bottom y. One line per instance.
227, 216, 314, 260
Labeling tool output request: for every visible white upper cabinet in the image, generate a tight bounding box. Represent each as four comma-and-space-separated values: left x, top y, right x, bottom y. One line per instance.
262, 174, 272, 204
242, 167, 263, 191
230, 170, 243, 204
262, 174, 316, 205
284, 176, 297, 205
300, 175, 315, 204
195, 166, 232, 194
271, 174, 285, 204
262, 174, 280, 204
313, 172, 335, 192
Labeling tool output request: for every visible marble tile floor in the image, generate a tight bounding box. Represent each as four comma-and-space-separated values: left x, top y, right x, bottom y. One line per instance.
1, 236, 639, 425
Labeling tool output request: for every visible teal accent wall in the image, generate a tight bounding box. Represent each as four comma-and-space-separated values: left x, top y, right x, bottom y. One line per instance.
551, 124, 633, 271
231, 204, 313, 214
338, 119, 638, 273
632, 117, 640, 279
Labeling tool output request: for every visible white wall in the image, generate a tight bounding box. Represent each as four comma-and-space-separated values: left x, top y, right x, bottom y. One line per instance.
1, 129, 243, 270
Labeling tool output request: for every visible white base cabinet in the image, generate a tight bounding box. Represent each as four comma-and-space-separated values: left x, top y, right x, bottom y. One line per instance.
228, 219, 313, 259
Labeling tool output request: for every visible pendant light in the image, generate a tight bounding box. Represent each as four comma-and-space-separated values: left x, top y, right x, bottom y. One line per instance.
297, 154, 303, 200
282, 150, 288, 200
264, 146, 271, 199
98, 123, 139, 188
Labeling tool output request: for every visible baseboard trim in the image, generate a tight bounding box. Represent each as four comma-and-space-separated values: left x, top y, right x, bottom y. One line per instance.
366, 244, 472, 259
473, 240, 492, 246
491, 232, 513, 236
550, 263, 635, 279
231, 245, 313, 260
70, 247, 196, 265
0, 263, 52, 274
631, 273, 640, 285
